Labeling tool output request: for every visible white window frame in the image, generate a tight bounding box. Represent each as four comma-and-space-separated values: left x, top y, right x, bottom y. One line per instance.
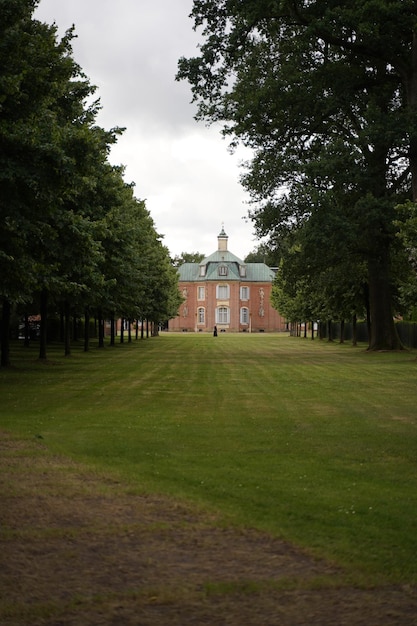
216, 284, 230, 299
240, 286, 249, 300
197, 286, 205, 300
216, 306, 230, 324
218, 264, 228, 276
240, 307, 249, 324
197, 307, 205, 324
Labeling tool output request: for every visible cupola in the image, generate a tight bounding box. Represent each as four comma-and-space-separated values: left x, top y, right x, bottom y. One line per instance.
218, 225, 228, 252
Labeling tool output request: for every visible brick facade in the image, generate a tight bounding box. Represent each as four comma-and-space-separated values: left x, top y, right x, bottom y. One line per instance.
168, 229, 286, 333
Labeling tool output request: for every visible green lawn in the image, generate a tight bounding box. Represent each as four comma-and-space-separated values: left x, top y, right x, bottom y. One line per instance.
1, 333, 416, 583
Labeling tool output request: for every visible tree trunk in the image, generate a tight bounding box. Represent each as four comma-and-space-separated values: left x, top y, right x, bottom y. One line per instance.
39, 289, 48, 360
128, 319, 132, 343
98, 308, 104, 348
363, 283, 371, 345
84, 307, 90, 352
73, 315, 78, 342
352, 313, 357, 347
1, 298, 11, 367
327, 320, 333, 342
64, 300, 71, 356
24, 313, 30, 347
367, 256, 402, 350
120, 318, 124, 343
110, 317, 115, 346
340, 319, 345, 344
406, 33, 417, 201
59, 308, 64, 343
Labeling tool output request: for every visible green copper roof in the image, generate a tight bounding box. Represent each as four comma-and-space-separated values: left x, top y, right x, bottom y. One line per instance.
177, 259, 276, 283
246, 263, 277, 282
177, 231, 276, 282
201, 250, 243, 265
177, 263, 200, 281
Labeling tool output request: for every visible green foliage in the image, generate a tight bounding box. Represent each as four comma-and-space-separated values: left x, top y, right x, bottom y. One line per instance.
1, 334, 417, 583
177, 0, 417, 349
0, 1, 179, 364
244, 242, 280, 266
172, 251, 205, 267
395, 201, 417, 317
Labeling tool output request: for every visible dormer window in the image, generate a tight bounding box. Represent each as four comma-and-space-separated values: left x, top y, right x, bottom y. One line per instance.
200, 264, 206, 276
218, 264, 228, 276
239, 265, 247, 277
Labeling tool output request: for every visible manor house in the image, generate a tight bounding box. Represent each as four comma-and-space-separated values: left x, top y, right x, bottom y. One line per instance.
168, 228, 287, 333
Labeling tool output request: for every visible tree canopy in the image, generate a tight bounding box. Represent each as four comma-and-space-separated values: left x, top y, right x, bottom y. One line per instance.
172, 252, 205, 267
177, 0, 417, 349
0, 0, 181, 365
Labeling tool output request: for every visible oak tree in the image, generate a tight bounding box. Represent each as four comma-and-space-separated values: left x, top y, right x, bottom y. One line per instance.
178, 0, 417, 349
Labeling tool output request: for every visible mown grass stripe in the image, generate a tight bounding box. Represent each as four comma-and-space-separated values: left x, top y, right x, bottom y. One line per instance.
1, 334, 416, 583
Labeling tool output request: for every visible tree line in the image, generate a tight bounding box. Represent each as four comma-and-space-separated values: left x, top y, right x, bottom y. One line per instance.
177, 0, 417, 350
0, 0, 182, 366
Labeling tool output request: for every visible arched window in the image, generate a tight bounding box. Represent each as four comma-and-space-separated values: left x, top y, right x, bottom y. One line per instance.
240, 307, 249, 324
216, 306, 230, 324
198, 307, 205, 324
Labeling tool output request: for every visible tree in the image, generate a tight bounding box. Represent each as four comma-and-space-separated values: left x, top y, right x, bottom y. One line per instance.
177, 0, 417, 350
139, 230, 182, 334
0, 2, 98, 361
89, 164, 181, 343
172, 252, 205, 267
395, 201, 417, 319
0, 2, 201, 366
0, 0, 49, 364
244, 243, 280, 266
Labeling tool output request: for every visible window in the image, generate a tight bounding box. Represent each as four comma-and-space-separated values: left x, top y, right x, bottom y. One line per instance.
216, 284, 230, 299
198, 307, 205, 324
197, 286, 205, 300
239, 265, 247, 277
240, 286, 249, 300
216, 306, 230, 324
218, 264, 228, 276
200, 265, 206, 277
240, 307, 249, 324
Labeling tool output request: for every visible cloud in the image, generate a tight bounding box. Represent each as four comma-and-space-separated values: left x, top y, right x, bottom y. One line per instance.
34, 0, 258, 259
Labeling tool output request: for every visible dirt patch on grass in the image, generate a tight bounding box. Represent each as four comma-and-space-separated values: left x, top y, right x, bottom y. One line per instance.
1, 432, 416, 625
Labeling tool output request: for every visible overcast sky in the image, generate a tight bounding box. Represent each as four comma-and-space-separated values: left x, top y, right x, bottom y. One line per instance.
34, 0, 258, 260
